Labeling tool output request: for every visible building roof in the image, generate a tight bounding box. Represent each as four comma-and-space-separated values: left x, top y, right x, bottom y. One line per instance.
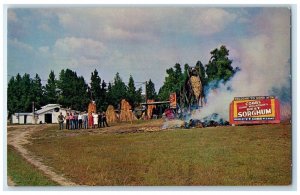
13, 104, 81, 116
36, 104, 61, 114
14, 113, 33, 116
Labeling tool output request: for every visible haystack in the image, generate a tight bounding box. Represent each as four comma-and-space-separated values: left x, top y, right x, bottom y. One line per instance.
88, 101, 96, 115
106, 105, 117, 123
120, 99, 137, 122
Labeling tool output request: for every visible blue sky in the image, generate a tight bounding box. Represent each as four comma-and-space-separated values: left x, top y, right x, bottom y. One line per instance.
7, 6, 291, 95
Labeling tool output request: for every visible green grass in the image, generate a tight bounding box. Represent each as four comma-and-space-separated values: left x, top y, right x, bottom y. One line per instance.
26, 123, 291, 186
7, 145, 59, 186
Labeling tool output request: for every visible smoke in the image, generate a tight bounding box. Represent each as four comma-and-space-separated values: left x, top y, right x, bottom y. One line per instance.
162, 119, 185, 129
190, 8, 291, 122
190, 77, 237, 121
190, 65, 291, 122
269, 85, 292, 121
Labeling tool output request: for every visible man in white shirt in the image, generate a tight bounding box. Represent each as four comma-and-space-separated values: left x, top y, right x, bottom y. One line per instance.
78, 112, 83, 129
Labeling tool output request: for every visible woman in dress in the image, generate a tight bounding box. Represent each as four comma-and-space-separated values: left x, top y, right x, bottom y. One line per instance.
88, 112, 94, 128
93, 112, 98, 129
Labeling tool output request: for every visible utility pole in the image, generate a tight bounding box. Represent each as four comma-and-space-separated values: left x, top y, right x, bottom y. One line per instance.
144, 81, 148, 119
145, 81, 147, 103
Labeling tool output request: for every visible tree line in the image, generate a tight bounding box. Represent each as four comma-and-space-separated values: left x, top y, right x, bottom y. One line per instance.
7, 69, 156, 115
157, 45, 239, 102
7, 45, 237, 115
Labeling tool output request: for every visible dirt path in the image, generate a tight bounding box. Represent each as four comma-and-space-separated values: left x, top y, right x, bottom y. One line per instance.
7, 125, 77, 186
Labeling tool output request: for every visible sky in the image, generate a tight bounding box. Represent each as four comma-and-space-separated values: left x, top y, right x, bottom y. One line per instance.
7, 6, 291, 96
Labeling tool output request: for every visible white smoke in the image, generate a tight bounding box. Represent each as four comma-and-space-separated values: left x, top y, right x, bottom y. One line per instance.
191, 8, 291, 121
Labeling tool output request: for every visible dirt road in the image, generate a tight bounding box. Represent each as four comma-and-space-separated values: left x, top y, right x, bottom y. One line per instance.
7, 125, 77, 186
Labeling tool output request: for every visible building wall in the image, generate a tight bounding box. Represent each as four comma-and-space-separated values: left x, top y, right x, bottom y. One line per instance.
52, 109, 67, 123
36, 113, 45, 124
37, 108, 68, 124
11, 114, 34, 124
12, 115, 18, 124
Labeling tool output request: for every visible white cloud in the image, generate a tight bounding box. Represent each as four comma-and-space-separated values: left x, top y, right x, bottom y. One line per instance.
53, 7, 237, 43
38, 23, 52, 32
190, 8, 237, 36
53, 37, 106, 61
9, 38, 34, 53
38, 46, 50, 53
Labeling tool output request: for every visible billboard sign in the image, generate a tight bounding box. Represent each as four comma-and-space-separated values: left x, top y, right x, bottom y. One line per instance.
229, 96, 280, 125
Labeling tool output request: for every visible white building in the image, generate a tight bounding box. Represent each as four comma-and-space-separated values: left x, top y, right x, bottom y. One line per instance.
11, 112, 34, 124
11, 104, 77, 124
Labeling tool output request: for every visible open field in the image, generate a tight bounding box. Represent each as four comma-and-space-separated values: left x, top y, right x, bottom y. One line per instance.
7, 120, 292, 186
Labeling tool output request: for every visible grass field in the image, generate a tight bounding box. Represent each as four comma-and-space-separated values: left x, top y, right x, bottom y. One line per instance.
7, 145, 58, 186
20, 121, 292, 186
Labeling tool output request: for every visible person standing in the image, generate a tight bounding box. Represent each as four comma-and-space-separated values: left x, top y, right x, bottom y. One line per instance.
98, 112, 102, 128
74, 112, 78, 129
93, 112, 99, 129
69, 112, 74, 130
78, 112, 83, 129
57, 112, 65, 130
82, 111, 88, 129
102, 112, 109, 127
88, 112, 93, 129
65, 112, 70, 130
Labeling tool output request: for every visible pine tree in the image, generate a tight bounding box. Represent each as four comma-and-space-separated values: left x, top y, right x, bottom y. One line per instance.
76, 76, 90, 111
146, 79, 157, 100
127, 75, 136, 107
126, 75, 143, 108
106, 82, 115, 107
57, 69, 89, 111
44, 70, 58, 104
195, 61, 207, 86
21, 73, 33, 112
90, 69, 102, 111
205, 45, 235, 84
158, 63, 184, 101
7, 76, 18, 116
31, 73, 44, 109
110, 72, 127, 108
100, 80, 107, 111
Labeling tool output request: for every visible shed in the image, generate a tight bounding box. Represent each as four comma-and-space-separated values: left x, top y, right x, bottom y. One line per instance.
11, 113, 34, 124
11, 104, 73, 124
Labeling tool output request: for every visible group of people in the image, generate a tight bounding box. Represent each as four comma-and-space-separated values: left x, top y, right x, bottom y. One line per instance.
57, 111, 109, 130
